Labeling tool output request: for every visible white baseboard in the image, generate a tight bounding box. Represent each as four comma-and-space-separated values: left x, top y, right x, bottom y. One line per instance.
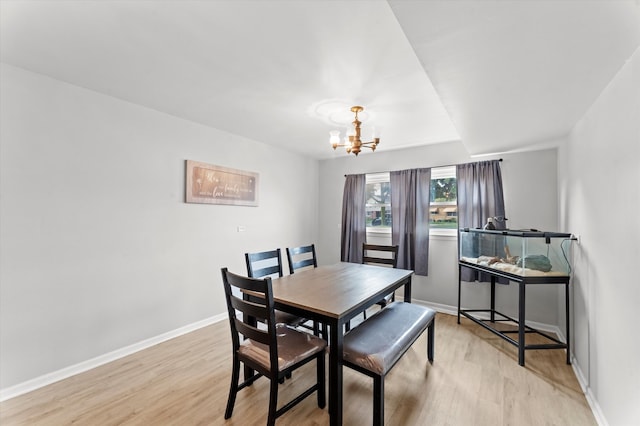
412, 299, 459, 316
571, 356, 608, 426
0, 314, 227, 402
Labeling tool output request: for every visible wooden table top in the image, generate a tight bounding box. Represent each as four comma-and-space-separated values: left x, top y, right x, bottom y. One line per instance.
271, 262, 413, 319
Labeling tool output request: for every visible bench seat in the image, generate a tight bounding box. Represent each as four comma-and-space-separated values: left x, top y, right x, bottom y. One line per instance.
343, 302, 436, 426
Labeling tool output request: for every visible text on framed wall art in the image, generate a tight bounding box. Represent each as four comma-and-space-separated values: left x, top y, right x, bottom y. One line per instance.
185, 160, 259, 206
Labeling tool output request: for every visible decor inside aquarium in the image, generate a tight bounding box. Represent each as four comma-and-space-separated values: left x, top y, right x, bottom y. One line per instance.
458, 228, 572, 277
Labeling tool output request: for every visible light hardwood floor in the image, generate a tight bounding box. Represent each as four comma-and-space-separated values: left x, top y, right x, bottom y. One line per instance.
0, 313, 597, 425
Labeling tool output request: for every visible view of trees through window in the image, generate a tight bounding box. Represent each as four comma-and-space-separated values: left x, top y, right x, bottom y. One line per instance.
430, 177, 457, 202
429, 175, 458, 229
365, 175, 391, 228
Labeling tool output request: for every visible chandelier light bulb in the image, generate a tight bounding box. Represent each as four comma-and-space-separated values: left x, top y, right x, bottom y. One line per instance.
329, 130, 340, 146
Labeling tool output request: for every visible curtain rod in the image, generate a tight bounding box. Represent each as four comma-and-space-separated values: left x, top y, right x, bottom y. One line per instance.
344, 158, 502, 177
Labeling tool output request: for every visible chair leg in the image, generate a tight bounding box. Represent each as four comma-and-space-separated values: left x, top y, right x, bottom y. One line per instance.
267, 377, 279, 426
373, 375, 384, 426
427, 319, 435, 364
225, 356, 240, 419
317, 352, 326, 408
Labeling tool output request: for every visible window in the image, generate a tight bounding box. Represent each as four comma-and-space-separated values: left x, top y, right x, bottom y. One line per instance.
365, 167, 458, 237
365, 172, 391, 232
429, 166, 457, 235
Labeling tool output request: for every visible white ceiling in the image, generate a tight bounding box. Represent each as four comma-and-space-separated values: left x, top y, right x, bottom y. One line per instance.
1, 0, 638, 159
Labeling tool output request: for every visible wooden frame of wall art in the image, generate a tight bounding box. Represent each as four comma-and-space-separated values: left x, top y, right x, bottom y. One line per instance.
185, 160, 259, 207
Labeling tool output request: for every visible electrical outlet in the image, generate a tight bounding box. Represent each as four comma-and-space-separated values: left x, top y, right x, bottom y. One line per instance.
237, 226, 246, 232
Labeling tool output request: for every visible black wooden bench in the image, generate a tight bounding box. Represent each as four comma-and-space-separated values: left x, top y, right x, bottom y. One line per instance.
343, 302, 436, 426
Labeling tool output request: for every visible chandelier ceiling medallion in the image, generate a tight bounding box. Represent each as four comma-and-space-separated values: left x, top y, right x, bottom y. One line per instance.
329, 106, 380, 156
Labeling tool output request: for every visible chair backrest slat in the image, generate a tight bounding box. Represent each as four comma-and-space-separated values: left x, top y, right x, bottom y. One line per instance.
362, 243, 399, 268
249, 264, 282, 279
234, 318, 271, 345
286, 244, 318, 274
229, 294, 268, 322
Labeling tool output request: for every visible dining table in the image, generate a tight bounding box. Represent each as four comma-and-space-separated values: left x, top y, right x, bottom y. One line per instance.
268, 261, 414, 426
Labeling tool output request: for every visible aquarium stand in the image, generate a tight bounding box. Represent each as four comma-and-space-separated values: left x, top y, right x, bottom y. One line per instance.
457, 261, 570, 366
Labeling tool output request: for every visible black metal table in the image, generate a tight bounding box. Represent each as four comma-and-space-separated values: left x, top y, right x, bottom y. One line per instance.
457, 260, 570, 366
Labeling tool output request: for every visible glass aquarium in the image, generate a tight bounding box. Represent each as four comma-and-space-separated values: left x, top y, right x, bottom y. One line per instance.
459, 228, 573, 277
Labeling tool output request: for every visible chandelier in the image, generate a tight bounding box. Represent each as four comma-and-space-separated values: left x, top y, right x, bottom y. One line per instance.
329, 106, 380, 156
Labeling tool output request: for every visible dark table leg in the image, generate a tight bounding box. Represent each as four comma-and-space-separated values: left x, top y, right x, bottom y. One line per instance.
518, 282, 526, 366
403, 275, 412, 302
457, 264, 462, 324
490, 275, 496, 323
566, 282, 571, 365
329, 319, 343, 426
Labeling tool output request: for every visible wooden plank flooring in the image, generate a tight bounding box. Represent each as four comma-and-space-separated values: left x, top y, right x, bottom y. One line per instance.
0, 313, 597, 425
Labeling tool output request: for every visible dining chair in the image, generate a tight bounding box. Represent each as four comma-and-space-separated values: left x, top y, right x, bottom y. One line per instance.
286, 244, 325, 338
245, 249, 306, 327
221, 268, 327, 426
362, 243, 399, 319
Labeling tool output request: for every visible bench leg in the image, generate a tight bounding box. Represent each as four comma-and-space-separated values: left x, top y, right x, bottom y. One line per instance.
373, 376, 384, 426
427, 319, 435, 364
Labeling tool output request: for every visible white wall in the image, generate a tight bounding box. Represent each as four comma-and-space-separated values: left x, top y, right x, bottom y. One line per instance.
317, 142, 561, 324
558, 47, 640, 426
0, 64, 319, 390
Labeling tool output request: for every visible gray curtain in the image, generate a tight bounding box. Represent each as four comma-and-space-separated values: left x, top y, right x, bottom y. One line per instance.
457, 160, 506, 282
341, 174, 366, 263
390, 168, 431, 275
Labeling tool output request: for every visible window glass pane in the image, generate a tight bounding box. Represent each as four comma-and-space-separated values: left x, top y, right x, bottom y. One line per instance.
366, 173, 391, 229
430, 177, 457, 202
429, 168, 457, 230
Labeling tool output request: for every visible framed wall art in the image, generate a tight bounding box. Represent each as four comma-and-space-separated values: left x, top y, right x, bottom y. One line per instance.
185, 160, 259, 206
